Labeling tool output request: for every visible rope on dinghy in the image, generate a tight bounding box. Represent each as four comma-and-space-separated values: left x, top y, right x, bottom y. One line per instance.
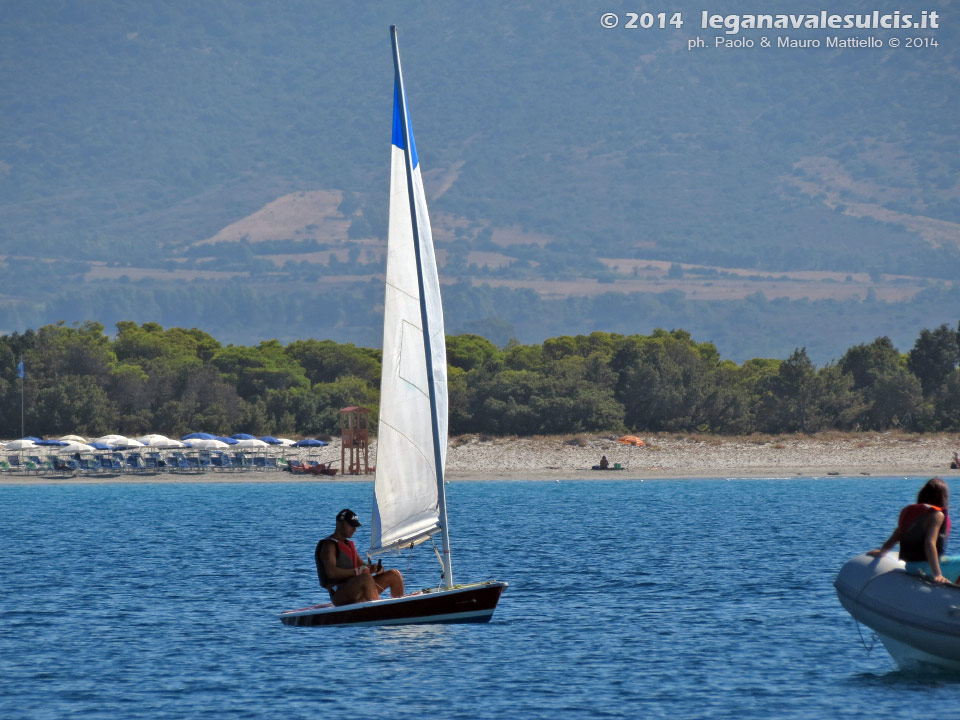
854, 617, 878, 654
406, 542, 415, 577
430, 537, 445, 589
851, 561, 887, 655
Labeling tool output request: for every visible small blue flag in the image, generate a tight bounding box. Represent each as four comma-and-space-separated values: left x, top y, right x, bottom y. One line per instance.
17, 358, 23, 379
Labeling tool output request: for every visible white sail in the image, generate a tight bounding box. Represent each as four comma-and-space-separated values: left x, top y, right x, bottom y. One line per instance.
369, 37, 449, 562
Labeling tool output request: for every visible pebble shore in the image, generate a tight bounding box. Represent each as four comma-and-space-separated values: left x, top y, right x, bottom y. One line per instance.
3, 431, 958, 484
445, 431, 960, 481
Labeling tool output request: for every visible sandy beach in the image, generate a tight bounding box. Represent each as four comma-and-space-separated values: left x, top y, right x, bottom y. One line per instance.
2, 431, 959, 484
445, 432, 960, 481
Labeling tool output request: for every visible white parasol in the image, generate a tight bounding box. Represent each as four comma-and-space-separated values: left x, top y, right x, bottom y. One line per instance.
234, 438, 269, 449
184, 439, 228, 450
57, 441, 95, 453
6, 439, 37, 450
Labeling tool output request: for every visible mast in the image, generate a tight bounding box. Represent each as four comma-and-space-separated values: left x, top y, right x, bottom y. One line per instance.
390, 26, 454, 588
19, 355, 24, 438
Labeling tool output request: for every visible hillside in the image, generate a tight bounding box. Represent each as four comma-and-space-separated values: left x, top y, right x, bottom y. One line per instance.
0, 1, 957, 362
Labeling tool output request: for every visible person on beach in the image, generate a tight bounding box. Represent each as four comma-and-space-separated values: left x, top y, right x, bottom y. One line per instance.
599, 455, 609, 469
951, 451, 959, 469
868, 477, 960, 584
315, 508, 404, 606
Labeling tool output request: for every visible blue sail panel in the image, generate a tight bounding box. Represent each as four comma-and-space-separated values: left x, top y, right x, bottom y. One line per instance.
392, 83, 419, 169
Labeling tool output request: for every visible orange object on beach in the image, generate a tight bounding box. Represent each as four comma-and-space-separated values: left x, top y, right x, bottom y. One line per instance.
617, 435, 646, 446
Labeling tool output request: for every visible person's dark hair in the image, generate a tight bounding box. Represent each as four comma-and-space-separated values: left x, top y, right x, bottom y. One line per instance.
917, 477, 949, 508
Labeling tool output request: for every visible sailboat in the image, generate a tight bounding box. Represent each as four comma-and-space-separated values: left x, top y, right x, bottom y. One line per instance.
280, 27, 507, 628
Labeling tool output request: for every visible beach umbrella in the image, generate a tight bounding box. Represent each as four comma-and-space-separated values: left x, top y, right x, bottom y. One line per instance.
234, 438, 269, 449
182, 432, 217, 441
58, 441, 94, 453
231, 433, 257, 440
258, 436, 282, 445
24, 436, 43, 442
148, 438, 186, 449
6, 439, 37, 450
292, 438, 328, 447
185, 439, 228, 450
93, 435, 133, 445
91, 436, 143, 449
58, 434, 88, 443
36, 439, 69, 446
276, 438, 296, 446
137, 434, 171, 445
215, 436, 239, 445
89, 442, 114, 450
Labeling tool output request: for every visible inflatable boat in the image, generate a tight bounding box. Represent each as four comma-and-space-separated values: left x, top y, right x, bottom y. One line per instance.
835, 552, 960, 671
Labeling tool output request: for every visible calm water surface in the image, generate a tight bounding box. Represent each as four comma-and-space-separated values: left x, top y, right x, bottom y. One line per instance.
2, 476, 959, 719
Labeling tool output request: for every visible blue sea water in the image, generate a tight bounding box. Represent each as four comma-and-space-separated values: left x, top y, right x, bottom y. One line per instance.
2, 476, 959, 719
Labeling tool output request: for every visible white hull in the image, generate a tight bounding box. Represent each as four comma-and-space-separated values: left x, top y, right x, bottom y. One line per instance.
835, 553, 960, 671
876, 634, 960, 672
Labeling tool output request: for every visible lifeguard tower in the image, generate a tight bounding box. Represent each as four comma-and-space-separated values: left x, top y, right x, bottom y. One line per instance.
340, 406, 371, 475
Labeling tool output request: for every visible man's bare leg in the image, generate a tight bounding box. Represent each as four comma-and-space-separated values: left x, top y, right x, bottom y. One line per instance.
374, 569, 404, 598
332, 575, 379, 606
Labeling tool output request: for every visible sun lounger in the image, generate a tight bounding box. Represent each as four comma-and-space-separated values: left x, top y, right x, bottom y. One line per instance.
209, 452, 231, 470
77, 457, 98, 474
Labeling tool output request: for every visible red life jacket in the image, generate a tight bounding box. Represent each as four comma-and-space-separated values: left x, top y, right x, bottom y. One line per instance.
315, 534, 361, 590
898, 503, 950, 562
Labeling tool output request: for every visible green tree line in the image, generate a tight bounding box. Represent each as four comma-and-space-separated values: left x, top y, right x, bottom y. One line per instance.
0, 320, 958, 439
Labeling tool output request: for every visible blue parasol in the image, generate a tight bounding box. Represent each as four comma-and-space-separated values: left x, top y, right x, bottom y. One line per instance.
292, 438, 328, 447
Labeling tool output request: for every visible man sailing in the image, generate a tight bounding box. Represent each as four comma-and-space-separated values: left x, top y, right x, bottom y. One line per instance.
315, 508, 404, 606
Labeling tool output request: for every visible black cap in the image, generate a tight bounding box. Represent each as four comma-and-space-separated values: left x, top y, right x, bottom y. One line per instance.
336, 508, 361, 527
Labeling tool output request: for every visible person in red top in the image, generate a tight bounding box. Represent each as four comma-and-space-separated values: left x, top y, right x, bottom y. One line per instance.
315, 508, 404, 606
868, 477, 960, 584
